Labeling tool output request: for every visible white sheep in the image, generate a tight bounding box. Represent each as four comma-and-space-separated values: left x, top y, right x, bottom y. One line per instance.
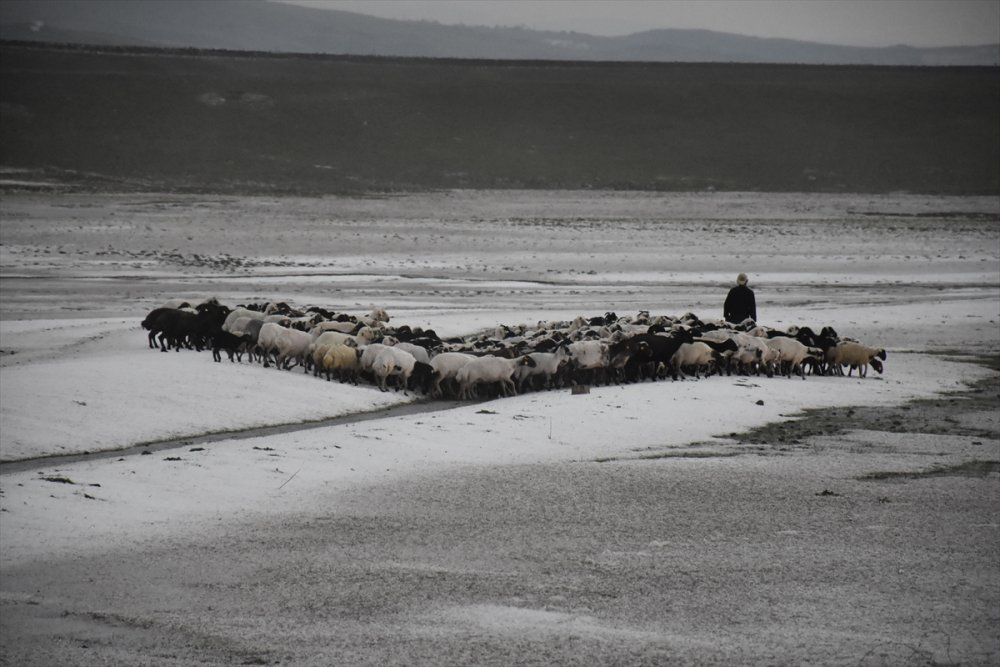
222, 307, 266, 333
371, 347, 418, 392
765, 336, 823, 379
311, 330, 358, 354
732, 333, 779, 376
669, 341, 716, 379
568, 340, 609, 384
255, 322, 284, 366
429, 351, 478, 397
455, 354, 536, 400
309, 326, 379, 354
355, 307, 390, 328
359, 343, 393, 374
310, 320, 358, 337
274, 327, 313, 371
227, 316, 254, 336
515, 349, 571, 392
392, 341, 431, 365
826, 342, 886, 377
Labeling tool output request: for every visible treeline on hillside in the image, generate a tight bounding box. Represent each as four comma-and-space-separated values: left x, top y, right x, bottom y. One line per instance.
1, 42, 997, 195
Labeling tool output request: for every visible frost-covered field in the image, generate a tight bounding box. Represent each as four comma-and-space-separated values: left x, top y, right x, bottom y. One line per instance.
1, 190, 998, 665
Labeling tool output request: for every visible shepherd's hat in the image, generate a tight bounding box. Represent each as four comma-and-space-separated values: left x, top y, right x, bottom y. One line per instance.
737, 273, 748, 285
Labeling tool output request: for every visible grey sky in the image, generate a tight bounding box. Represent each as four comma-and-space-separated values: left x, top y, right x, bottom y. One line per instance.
276, 0, 1000, 48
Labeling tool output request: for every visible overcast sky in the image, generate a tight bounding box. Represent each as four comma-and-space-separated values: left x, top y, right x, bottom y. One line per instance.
276, 0, 1000, 48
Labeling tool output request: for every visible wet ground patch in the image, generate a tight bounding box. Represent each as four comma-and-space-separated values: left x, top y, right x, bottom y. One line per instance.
860, 460, 1000, 482
726, 355, 999, 450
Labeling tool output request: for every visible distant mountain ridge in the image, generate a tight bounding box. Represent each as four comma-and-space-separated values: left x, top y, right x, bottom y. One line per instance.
1, 0, 997, 66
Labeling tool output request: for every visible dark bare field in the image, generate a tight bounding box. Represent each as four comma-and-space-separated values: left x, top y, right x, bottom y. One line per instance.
1, 42, 997, 195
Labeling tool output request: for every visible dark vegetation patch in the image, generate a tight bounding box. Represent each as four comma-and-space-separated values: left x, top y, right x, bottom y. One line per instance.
1, 42, 997, 195
594, 450, 740, 463
40, 476, 74, 484
728, 356, 999, 448
860, 460, 1000, 481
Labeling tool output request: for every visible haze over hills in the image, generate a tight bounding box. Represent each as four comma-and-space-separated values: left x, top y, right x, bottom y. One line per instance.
3, 41, 997, 196
1, 0, 997, 66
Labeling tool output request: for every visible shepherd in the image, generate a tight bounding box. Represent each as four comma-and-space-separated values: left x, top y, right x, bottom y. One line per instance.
724, 272, 757, 324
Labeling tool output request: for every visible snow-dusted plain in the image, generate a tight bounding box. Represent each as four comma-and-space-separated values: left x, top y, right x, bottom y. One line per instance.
1, 190, 998, 665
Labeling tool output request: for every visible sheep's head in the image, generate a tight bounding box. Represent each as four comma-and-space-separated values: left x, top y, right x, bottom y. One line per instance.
519, 355, 537, 368
870, 358, 884, 374
876, 348, 887, 361
628, 340, 652, 360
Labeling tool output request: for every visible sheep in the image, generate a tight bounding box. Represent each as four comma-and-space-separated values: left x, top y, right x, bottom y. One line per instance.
257, 322, 312, 370
567, 340, 610, 385
222, 307, 266, 333
358, 343, 393, 375
765, 336, 824, 379
310, 340, 337, 377
311, 330, 359, 354
408, 361, 439, 395
693, 337, 739, 375
515, 348, 571, 392
371, 346, 418, 392
211, 330, 251, 363
141, 307, 177, 350
455, 354, 536, 400
321, 343, 362, 383
826, 342, 886, 378
669, 342, 718, 379
429, 351, 478, 397
353, 326, 383, 347
392, 341, 432, 365
286, 312, 325, 331
229, 318, 266, 362
730, 333, 778, 377
310, 320, 359, 337
272, 326, 314, 371
142, 306, 226, 352
355, 307, 390, 327
606, 330, 694, 381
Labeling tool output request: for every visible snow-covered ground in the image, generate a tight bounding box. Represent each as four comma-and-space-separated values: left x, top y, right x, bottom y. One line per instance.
2, 189, 997, 563
0, 321, 992, 566
1, 191, 998, 664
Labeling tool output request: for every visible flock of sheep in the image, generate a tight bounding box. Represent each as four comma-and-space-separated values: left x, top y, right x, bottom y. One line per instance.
140, 297, 887, 400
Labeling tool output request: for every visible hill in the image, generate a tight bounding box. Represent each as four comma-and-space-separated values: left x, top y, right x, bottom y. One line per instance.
1, 42, 997, 195
0, 0, 997, 67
